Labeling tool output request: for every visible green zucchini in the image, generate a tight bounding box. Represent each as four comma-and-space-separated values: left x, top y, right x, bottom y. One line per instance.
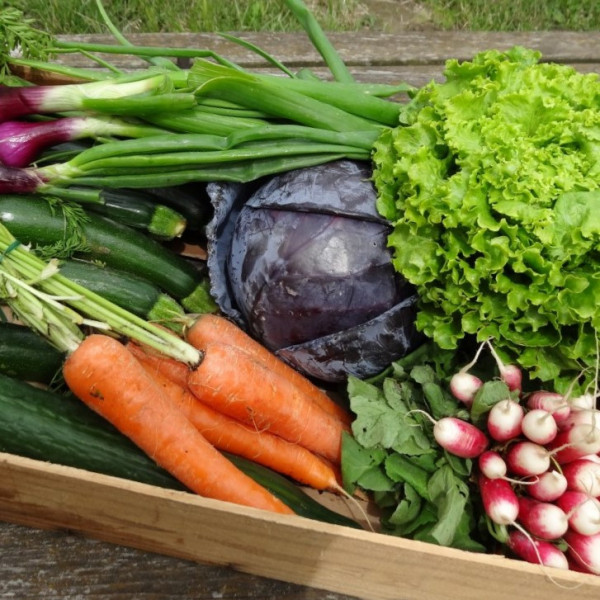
58, 259, 185, 332
49, 186, 188, 241
0, 372, 184, 489
0, 373, 360, 528
0, 322, 64, 384
0, 195, 217, 313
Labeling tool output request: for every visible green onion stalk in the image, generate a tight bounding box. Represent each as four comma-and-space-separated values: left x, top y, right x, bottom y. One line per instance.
0, 1, 415, 194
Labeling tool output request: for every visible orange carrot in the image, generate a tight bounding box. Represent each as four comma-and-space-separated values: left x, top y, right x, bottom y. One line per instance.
185, 314, 352, 426
127, 339, 190, 389
186, 340, 348, 464
63, 333, 294, 515
139, 360, 342, 492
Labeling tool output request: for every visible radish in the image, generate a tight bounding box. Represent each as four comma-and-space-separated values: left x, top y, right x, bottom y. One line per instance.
433, 416, 489, 458
528, 470, 568, 502
520, 408, 558, 445
526, 391, 570, 426
449, 371, 483, 407
414, 411, 490, 459
506, 530, 569, 570
487, 341, 522, 393
478, 450, 507, 480
449, 340, 487, 406
568, 393, 597, 413
562, 458, 600, 497
487, 399, 524, 442
564, 530, 600, 575
517, 495, 569, 540
478, 475, 519, 525
556, 491, 600, 536
506, 441, 551, 477
547, 423, 600, 465
559, 408, 600, 433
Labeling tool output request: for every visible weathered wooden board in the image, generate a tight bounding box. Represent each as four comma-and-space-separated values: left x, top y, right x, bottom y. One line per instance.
1, 453, 599, 600
37, 30, 600, 87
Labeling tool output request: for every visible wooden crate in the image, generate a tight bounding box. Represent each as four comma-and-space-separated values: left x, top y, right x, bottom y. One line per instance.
1, 452, 599, 600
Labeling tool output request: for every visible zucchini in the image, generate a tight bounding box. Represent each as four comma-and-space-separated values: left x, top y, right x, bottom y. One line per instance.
0, 372, 184, 489
46, 185, 188, 240
0, 322, 64, 384
58, 259, 185, 332
0, 195, 217, 313
0, 373, 360, 527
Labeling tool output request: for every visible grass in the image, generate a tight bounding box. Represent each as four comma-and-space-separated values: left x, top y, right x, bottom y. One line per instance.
6, 0, 600, 33
9, 0, 371, 34
421, 0, 600, 31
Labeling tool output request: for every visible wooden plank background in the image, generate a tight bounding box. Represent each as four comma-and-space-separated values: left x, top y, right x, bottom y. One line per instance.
46, 30, 600, 88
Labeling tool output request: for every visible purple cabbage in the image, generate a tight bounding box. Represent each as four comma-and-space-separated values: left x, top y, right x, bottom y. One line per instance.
206, 160, 423, 383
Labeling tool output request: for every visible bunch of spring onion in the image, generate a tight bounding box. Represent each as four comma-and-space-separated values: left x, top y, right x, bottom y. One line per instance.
0, 0, 411, 205
435, 340, 600, 574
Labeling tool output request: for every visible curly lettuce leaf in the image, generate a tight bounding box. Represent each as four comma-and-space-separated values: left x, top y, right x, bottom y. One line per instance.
373, 46, 600, 391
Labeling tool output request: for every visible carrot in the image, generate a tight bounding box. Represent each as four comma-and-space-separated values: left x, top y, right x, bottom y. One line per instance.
139, 360, 342, 492
127, 339, 190, 389
185, 314, 352, 426
63, 333, 294, 515
186, 340, 348, 464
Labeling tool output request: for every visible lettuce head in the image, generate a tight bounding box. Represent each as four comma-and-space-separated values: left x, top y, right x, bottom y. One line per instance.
372, 46, 600, 389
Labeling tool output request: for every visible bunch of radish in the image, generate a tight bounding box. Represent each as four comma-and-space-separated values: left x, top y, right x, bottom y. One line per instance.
440, 341, 600, 575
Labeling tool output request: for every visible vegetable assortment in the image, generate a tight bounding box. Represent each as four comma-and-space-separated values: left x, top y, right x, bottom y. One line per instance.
0, 0, 598, 581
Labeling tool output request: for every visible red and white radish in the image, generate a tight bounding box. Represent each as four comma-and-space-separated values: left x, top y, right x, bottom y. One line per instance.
528, 470, 568, 502
478, 450, 507, 480
449, 371, 483, 407
507, 530, 569, 570
478, 475, 519, 525
564, 530, 600, 575
487, 399, 524, 442
526, 391, 570, 426
556, 491, 600, 536
521, 408, 558, 445
449, 340, 487, 406
487, 341, 523, 393
562, 458, 600, 497
547, 423, 600, 465
506, 441, 551, 477
560, 408, 600, 434
431, 416, 489, 459
568, 393, 597, 413
517, 495, 569, 540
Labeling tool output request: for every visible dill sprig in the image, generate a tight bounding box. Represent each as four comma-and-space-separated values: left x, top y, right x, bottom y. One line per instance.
0, 6, 56, 75
33, 197, 92, 261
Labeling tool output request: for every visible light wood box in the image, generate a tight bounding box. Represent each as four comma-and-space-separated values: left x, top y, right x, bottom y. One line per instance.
1, 451, 598, 600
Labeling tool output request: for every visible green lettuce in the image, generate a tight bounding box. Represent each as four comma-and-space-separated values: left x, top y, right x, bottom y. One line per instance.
373, 46, 600, 389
